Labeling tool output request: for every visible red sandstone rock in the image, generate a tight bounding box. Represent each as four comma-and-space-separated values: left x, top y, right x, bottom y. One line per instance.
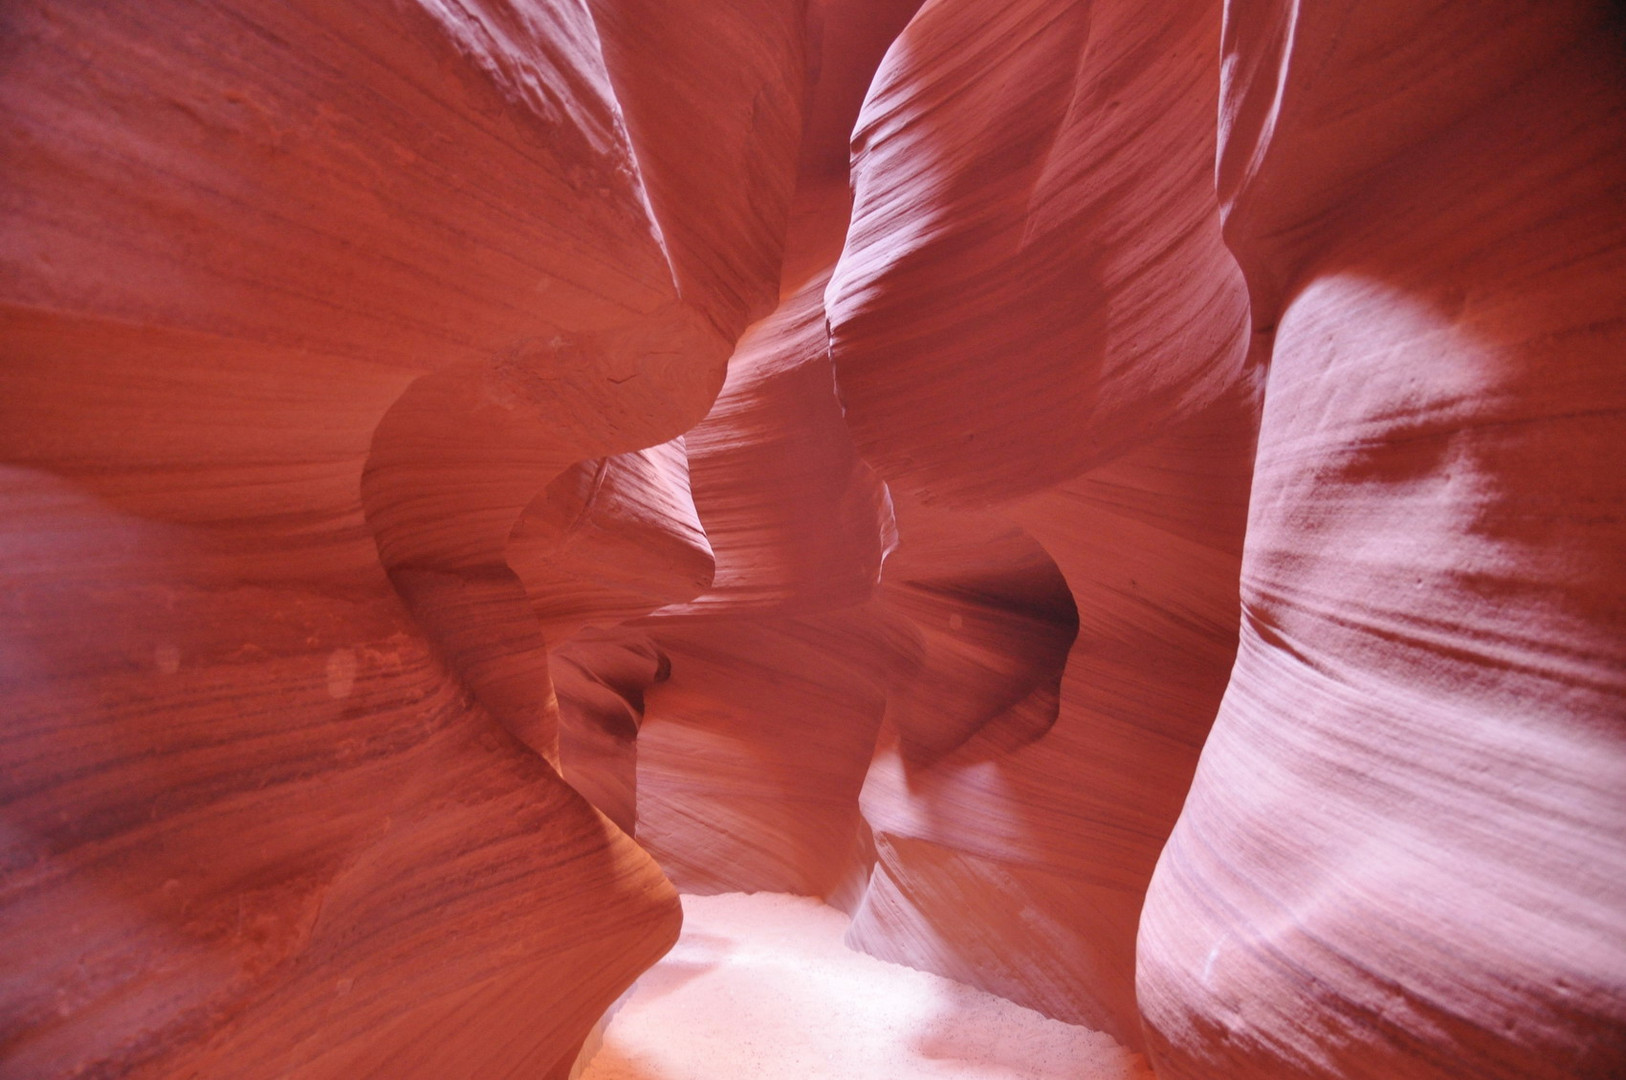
621, 262, 898, 898
1138, 3, 1626, 1078
0, 0, 801, 1074
821, 0, 1254, 1048
847, 389, 1257, 1048
633, 611, 896, 898
3, 0, 1622, 1076
596, 3, 915, 907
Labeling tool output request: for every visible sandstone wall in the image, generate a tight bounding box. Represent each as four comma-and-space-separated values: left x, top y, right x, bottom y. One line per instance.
3, 1, 1621, 1077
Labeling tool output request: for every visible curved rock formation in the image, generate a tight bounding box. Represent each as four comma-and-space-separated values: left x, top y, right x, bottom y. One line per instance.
822, 0, 1255, 1048
623, 236, 899, 899
3, 0, 1622, 1076
1137, 3, 1626, 1078
592, 0, 919, 905
0, 0, 800, 1074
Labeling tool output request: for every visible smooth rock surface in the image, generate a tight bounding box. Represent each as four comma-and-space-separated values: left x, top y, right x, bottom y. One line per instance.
0, 0, 799, 1074
818, 0, 1257, 1047
1137, 3, 1626, 1079
3, 0, 1622, 1077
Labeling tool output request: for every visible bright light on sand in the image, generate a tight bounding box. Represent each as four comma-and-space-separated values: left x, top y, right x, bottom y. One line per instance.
578, 892, 1154, 1080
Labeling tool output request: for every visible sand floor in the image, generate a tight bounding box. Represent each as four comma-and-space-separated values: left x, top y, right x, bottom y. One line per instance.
578, 892, 1155, 1080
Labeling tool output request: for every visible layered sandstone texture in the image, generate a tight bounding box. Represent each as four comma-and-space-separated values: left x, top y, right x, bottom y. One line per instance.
0, 0, 797, 1075
1136, 3, 1626, 1078
3, 0, 1623, 1079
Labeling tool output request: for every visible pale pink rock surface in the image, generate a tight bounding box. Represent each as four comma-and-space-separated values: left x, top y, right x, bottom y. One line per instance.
1138, 3, 1626, 1078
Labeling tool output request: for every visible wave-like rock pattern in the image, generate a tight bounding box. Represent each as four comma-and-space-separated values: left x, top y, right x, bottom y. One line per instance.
3, 0, 1622, 1076
1138, 3, 1626, 1077
623, 254, 898, 899
0, 0, 803, 1075
819, 0, 1256, 1048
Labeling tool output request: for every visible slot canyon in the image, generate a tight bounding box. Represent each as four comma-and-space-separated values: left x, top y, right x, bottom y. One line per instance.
2, 0, 1623, 1077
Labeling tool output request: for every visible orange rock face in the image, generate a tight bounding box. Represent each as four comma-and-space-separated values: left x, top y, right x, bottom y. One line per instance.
2, 1, 1622, 1078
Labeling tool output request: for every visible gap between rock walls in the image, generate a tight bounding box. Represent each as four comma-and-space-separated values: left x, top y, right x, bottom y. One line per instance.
0, 2, 1622, 1079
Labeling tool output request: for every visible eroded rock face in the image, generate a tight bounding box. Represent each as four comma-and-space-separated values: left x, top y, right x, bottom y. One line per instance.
0, 0, 799, 1074
1137, 3, 1626, 1077
3, 0, 1622, 1077
819, 0, 1256, 1048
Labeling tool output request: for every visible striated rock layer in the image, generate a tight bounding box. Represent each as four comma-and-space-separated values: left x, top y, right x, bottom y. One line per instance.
1137, 2, 1626, 1078
3, 0, 1623, 1077
0, 0, 803, 1075
604, 0, 921, 908
822, 0, 1256, 1048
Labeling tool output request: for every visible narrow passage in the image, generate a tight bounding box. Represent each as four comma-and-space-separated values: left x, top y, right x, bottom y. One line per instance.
579, 893, 1154, 1080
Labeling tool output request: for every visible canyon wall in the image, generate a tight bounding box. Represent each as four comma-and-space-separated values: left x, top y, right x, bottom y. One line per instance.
2, 0, 1622, 1078
0, 0, 799, 1075
1137, 2, 1626, 1077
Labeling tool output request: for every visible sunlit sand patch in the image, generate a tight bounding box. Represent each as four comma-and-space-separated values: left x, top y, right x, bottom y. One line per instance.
579, 892, 1154, 1080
